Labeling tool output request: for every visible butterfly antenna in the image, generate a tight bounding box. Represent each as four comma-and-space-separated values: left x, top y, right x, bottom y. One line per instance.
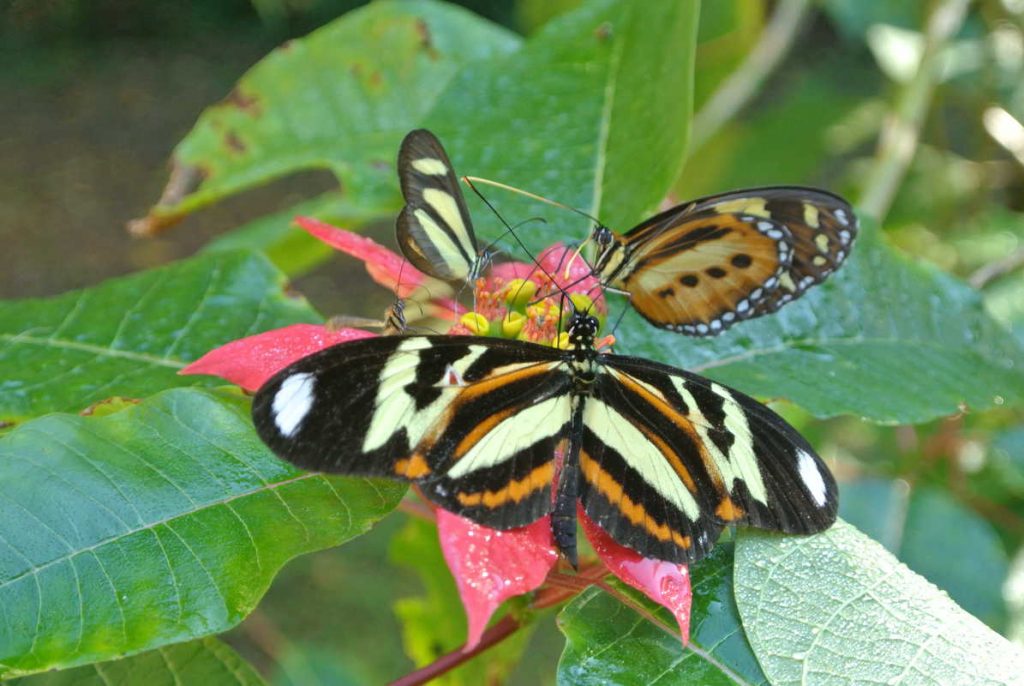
463, 176, 563, 290
463, 175, 604, 227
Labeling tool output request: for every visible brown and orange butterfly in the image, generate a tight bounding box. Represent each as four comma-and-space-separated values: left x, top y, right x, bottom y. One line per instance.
591, 187, 857, 336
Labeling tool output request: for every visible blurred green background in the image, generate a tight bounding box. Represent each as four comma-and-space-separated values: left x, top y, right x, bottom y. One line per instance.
4, 0, 1024, 683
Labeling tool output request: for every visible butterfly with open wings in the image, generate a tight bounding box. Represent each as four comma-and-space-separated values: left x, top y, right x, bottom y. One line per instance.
252, 309, 838, 566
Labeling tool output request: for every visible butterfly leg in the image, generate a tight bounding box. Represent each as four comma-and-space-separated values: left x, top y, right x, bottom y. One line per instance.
552, 403, 584, 569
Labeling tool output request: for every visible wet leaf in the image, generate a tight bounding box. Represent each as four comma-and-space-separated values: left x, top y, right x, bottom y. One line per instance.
735, 521, 1024, 685
0, 250, 318, 423
557, 543, 767, 685
841, 479, 1009, 628
0, 388, 404, 677
8, 637, 265, 686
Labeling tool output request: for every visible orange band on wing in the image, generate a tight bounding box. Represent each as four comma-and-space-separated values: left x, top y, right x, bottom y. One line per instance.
579, 451, 691, 549
715, 497, 744, 522
455, 462, 554, 509
394, 453, 431, 478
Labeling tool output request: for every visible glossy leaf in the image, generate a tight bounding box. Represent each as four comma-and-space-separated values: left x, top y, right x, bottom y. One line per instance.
424, 0, 700, 255
735, 521, 1024, 685
136, 0, 521, 232
620, 229, 1024, 424
841, 479, 1009, 628
8, 637, 266, 686
557, 543, 768, 685
0, 388, 404, 677
0, 250, 318, 423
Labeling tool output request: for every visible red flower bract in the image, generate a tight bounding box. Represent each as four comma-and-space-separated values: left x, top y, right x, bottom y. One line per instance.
182, 217, 692, 648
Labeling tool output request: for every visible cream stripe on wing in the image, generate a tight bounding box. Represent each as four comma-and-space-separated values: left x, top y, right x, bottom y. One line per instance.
584, 398, 701, 521
410, 157, 449, 175
422, 189, 472, 247
412, 208, 471, 278
445, 394, 571, 479
670, 378, 768, 505
363, 342, 489, 452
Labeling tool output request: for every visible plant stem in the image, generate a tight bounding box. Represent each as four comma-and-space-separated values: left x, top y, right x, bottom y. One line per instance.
387, 614, 522, 686
857, 0, 970, 223
689, 0, 812, 153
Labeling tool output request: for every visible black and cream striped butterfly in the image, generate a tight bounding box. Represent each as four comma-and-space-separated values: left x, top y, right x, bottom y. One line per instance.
591, 187, 858, 336
396, 129, 484, 283
252, 311, 838, 565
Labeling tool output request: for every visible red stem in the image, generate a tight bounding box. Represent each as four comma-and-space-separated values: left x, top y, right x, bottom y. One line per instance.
387, 614, 522, 686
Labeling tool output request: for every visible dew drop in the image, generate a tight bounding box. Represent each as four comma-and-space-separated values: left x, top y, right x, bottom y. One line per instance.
994, 395, 1005, 405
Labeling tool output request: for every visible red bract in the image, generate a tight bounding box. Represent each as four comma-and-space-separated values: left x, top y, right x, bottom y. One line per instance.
183, 224, 692, 651
180, 323, 373, 391
580, 509, 692, 644
436, 511, 558, 649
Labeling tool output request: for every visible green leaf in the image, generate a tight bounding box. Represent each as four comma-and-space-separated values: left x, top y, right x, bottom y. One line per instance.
735, 521, 1024, 685
557, 543, 768, 685
841, 479, 1009, 628
8, 637, 266, 686
424, 0, 700, 255
136, 0, 521, 232
389, 518, 532, 686
0, 388, 405, 677
619, 228, 1024, 424
0, 250, 317, 423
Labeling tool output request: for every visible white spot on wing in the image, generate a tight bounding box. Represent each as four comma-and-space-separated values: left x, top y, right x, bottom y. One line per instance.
272, 372, 316, 437
797, 449, 828, 506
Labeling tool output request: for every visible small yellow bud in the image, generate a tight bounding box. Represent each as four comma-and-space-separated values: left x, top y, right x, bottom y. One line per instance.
504, 279, 538, 309
460, 312, 491, 335
500, 312, 526, 338
553, 331, 571, 350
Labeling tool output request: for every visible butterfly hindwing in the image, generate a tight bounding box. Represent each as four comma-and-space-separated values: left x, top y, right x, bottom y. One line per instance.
396, 129, 480, 282
597, 186, 857, 335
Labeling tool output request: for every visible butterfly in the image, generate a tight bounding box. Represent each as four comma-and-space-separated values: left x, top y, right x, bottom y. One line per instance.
396, 129, 484, 284
590, 187, 858, 336
252, 310, 838, 566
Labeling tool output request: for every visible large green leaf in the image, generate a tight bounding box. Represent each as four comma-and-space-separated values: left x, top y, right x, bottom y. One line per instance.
617, 229, 1024, 424
424, 0, 700, 255
557, 543, 768, 685
0, 250, 317, 423
0, 388, 405, 678
136, 0, 521, 232
841, 479, 1009, 628
9, 637, 266, 686
735, 521, 1024, 685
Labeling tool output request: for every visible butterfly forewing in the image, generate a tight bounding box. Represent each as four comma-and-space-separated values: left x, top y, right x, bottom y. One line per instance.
396, 129, 479, 282
597, 186, 856, 335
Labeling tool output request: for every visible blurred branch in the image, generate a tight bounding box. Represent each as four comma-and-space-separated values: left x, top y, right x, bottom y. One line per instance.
857, 0, 970, 224
388, 615, 522, 686
689, 0, 812, 153
969, 246, 1024, 288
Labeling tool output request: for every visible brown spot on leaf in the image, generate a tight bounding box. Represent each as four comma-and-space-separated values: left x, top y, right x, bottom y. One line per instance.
225, 130, 246, 154
224, 87, 262, 116
0, 420, 14, 430
415, 18, 439, 59
594, 22, 613, 41
80, 397, 141, 417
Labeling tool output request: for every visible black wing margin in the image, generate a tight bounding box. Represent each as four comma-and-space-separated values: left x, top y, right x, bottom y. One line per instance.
577, 353, 837, 563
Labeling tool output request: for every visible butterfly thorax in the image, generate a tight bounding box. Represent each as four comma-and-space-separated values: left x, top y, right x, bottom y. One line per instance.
564, 313, 601, 379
